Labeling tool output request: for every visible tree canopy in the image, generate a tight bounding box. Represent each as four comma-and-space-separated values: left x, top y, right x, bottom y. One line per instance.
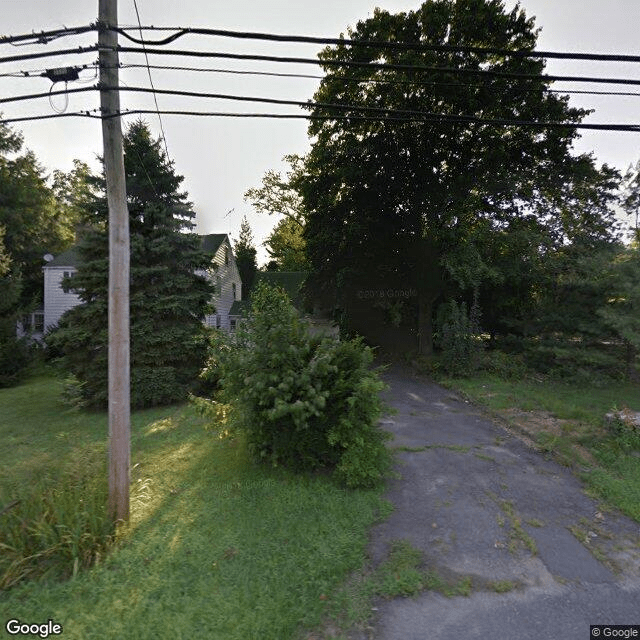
294, 0, 620, 353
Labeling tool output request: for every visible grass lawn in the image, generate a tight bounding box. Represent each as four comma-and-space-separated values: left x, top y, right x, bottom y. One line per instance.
439, 373, 640, 522
0, 370, 388, 639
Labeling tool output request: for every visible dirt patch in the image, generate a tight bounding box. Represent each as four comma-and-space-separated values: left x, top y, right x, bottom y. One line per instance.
498, 409, 598, 467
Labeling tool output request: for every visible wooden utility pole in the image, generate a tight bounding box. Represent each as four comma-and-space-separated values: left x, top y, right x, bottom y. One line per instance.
98, 0, 130, 523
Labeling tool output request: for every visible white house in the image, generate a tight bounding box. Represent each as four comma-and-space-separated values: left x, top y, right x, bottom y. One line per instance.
199, 233, 242, 331
43, 247, 82, 334
41, 233, 242, 335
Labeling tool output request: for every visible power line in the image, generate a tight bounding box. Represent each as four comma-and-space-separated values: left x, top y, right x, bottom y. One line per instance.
7, 61, 640, 99
0, 45, 98, 65
5, 43, 640, 89
4, 23, 640, 65
131, 0, 170, 160
109, 62, 640, 98
4, 81, 640, 131
108, 46, 640, 87
0, 25, 95, 46
111, 25, 640, 64
2, 103, 639, 132
0, 85, 95, 104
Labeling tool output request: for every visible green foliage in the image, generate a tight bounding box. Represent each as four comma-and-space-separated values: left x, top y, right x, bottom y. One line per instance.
435, 298, 483, 377
0, 444, 115, 589
263, 217, 308, 271
605, 409, 640, 451
296, 0, 617, 355
480, 350, 527, 380
48, 120, 214, 408
233, 215, 257, 297
0, 227, 33, 387
1, 373, 386, 637
0, 120, 78, 307
199, 282, 392, 487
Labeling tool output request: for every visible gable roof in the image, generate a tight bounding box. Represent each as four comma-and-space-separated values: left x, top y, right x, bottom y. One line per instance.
45, 247, 80, 267
44, 234, 230, 268
200, 233, 228, 254
255, 271, 307, 305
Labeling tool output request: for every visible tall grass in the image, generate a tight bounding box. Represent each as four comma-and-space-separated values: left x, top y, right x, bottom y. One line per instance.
1, 445, 114, 589
0, 371, 388, 639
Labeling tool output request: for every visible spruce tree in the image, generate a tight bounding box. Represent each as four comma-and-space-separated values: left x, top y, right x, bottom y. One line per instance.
49, 120, 214, 408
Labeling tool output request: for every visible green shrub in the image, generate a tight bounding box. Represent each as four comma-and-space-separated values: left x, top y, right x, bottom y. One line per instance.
0, 445, 115, 589
605, 408, 640, 451
435, 299, 483, 377
0, 334, 32, 388
481, 350, 528, 380
197, 282, 392, 488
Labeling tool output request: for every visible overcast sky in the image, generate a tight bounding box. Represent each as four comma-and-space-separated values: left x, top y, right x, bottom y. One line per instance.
2, 0, 640, 263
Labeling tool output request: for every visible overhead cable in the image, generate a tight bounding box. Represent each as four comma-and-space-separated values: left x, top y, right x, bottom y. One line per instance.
0, 25, 95, 46
2, 108, 639, 132
107, 46, 640, 86
131, 0, 170, 159
111, 25, 640, 63
107, 62, 640, 97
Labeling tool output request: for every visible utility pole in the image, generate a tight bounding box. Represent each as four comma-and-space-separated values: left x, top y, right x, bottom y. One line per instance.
98, 0, 130, 523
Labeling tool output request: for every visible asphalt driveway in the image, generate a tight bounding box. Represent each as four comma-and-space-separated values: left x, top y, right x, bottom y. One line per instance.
360, 365, 640, 640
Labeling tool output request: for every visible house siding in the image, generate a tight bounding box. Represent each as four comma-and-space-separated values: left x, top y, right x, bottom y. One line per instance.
42, 234, 242, 335
43, 267, 81, 332
203, 237, 242, 330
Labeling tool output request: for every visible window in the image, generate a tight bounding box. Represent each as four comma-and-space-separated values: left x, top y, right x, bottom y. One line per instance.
63, 271, 71, 279
34, 313, 44, 333
225, 246, 229, 266
216, 315, 221, 329
230, 318, 237, 332
232, 282, 237, 300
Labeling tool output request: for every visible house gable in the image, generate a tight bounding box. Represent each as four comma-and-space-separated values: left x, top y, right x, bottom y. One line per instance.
42, 234, 243, 334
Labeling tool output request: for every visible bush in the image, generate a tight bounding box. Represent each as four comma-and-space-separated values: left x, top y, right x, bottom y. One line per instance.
435, 299, 483, 377
0, 445, 115, 589
197, 282, 392, 487
0, 334, 32, 388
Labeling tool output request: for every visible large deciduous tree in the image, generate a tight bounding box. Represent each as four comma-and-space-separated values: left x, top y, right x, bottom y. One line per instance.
295, 0, 619, 354
0, 120, 76, 307
50, 120, 214, 408
245, 154, 309, 271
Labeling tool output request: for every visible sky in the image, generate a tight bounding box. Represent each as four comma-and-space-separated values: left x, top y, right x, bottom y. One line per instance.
2, 0, 640, 263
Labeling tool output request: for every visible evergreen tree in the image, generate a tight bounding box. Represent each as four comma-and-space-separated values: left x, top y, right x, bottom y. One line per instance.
49, 120, 214, 408
233, 215, 257, 298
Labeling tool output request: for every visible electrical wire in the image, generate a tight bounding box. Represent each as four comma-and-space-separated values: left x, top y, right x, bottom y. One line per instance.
111, 25, 640, 64
131, 0, 170, 160
107, 46, 640, 87
2, 103, 639, 132
7, 60, 640, 99
108, 62, 640, 98
0, 85, 95, 104
0, 25, 95, 46
4, 23, 640, 65
0, 45, 99, 65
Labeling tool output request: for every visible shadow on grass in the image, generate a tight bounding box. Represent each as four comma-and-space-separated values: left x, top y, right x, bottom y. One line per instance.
2, 383, 384, 640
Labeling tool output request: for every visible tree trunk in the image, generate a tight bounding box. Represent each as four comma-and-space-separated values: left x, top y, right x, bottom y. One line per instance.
417, 293, 434, 356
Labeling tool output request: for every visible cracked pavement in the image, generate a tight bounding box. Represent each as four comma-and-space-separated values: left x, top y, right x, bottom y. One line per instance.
358, 365, 640, 640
